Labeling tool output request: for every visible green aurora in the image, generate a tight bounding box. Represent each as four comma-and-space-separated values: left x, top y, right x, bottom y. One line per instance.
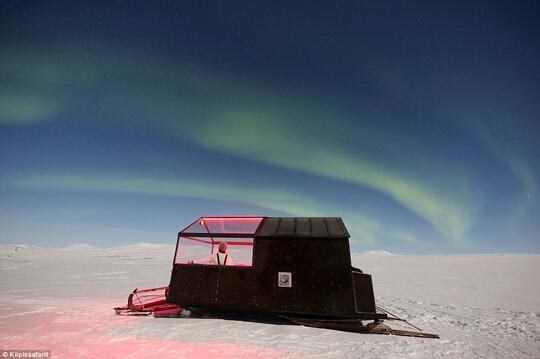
0, 46, 486, 243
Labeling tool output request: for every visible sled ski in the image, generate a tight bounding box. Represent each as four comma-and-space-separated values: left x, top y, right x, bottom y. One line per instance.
287, 316, 439, 339
115, 286, 439, 338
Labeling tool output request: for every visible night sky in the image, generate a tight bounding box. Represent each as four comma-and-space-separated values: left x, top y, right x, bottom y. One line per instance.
1, 1, 539, 253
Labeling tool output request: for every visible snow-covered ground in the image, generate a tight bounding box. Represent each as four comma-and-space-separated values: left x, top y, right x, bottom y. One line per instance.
0, 244, 538, 358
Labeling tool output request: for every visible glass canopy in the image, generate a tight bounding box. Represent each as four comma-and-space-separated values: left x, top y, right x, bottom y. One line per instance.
180, 216, 264, 235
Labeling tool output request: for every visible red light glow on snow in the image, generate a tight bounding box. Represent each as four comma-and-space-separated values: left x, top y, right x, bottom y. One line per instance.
0, 298, 311, 359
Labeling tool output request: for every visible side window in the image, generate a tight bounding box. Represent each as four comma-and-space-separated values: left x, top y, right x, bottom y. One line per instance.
222, 238, 254, 266
174, 236, 212, 264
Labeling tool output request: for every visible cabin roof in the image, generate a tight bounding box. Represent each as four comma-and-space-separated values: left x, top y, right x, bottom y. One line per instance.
255, 217, 349, 239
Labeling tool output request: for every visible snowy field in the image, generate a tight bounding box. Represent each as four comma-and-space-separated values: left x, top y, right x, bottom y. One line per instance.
0, 244, 538, 358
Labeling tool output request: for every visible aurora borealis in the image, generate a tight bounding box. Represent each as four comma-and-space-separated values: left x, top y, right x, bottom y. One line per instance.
1, 1, 538, 253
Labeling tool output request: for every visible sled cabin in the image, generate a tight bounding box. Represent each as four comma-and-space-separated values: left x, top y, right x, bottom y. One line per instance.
168, 216, 386, 320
